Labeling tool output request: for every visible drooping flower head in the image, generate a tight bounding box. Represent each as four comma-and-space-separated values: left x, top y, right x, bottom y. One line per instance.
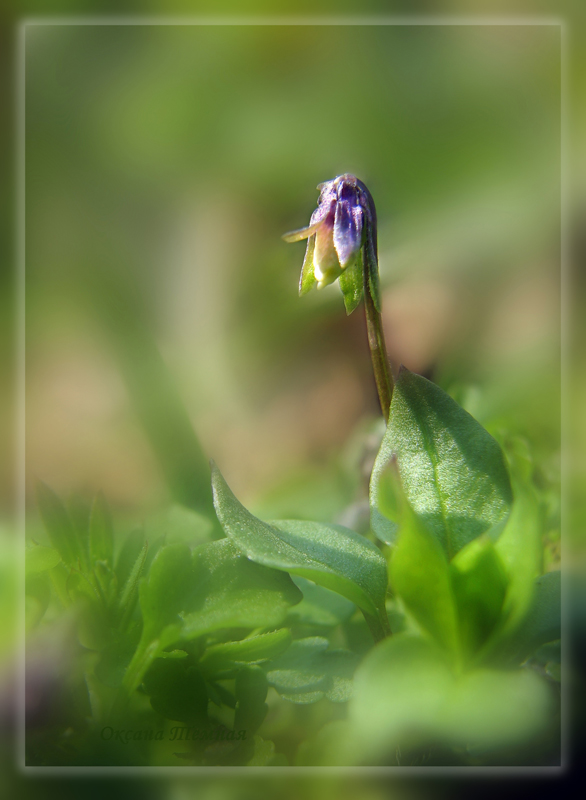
282, 174, 380, 314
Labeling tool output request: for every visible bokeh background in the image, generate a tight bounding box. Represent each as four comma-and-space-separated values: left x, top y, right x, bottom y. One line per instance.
24, 22, 561, 514
1, 1, 585, 798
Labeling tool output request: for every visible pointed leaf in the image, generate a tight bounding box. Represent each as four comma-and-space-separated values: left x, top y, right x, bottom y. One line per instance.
450, 535, 508, 658
385, 466, 460, 656
501, 570, 561, 664
115, 529, 147, 589
36, 481, 79, 566
89, 491, 114, 566
117, 540, 148, 626
370, 368, 513, 557
480, 482, 543, 661
212, 464, 388, 622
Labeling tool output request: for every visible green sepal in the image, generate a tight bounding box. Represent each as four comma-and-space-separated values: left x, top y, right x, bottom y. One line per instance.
299, 234, 317, 296
338, 247, 364, 314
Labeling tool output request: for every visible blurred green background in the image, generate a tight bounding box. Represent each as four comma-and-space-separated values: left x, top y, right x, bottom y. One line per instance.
1, 0, 584, 796
24, 22, 560, 517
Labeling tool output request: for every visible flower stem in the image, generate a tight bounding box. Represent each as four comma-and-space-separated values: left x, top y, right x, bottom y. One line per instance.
363, 272, 394, 421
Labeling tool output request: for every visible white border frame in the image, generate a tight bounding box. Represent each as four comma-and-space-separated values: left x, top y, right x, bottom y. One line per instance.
16, 15, 567, 777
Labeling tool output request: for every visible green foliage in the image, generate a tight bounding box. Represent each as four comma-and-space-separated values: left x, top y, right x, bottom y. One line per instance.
286, 577, 356, 628
199, 629, 293, 676
370, 369, 513, 556
343, 633, 555, 765
265, 637, 359, 704
211, 463, 388, 635
124, 538, 301, 693
25, 544, 61, 576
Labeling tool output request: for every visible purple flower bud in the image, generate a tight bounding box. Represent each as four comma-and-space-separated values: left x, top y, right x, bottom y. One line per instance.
334, 178, 363, 270
283, 174, 376, 297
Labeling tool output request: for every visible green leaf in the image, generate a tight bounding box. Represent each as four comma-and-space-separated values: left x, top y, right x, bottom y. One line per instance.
66, 493, 91, 571
36, 481, 80, 566
480, 482, 543, 661
125, 540, 301, 693
286, 576, 356, 627
89, 491, 114, 566
234, 665, 268, 734
450, 535, 508, 659
370, 369, 513, 557
143, 658, 208, 723
95, 630, 142, 688
199, 629, 292, 675
299, 234, 317, 295
344, 633, 553, 765
146, 503, 214, 548
115, 530, 147, 590
264, 637, 359, 704
212, 463, 388, 627
503, 571, 561, 664
25, 544, 61, 576
339, 247, 363, 314
180, 539, 302, 640
386, 467, 460, 656
116, 540, 148, 627
246, 736, 282, 766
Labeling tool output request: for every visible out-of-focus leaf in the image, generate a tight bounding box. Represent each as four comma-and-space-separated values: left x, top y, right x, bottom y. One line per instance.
370, 369, 513, 557
67, 493, 91, 571
124, 543, 196, 692
25, 544, 61, 576
115, 530, 147, 590
480, 482, 543, 661
450, 535, 508, 658
340, 633, 553, 765
95, 629, 142, 688
36, 481, 80, 566
147, 504, 214, 548
143, 658, 208, 723
286, 576, 356, 627
234, 665, 268, 734
264, 637, 359, 704
89, 491, 114, 567
180, 539, 302, 640
199, 629, 292, 675
383, 465, 459, 657
212, 464, 388, 631
124, 540, 301, 693
502, 570, 561, 664
25, 573, 51, 629
116, 540, 148, 627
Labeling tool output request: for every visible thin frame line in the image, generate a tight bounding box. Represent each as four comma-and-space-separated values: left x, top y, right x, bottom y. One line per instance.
17, 15, 567, 776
